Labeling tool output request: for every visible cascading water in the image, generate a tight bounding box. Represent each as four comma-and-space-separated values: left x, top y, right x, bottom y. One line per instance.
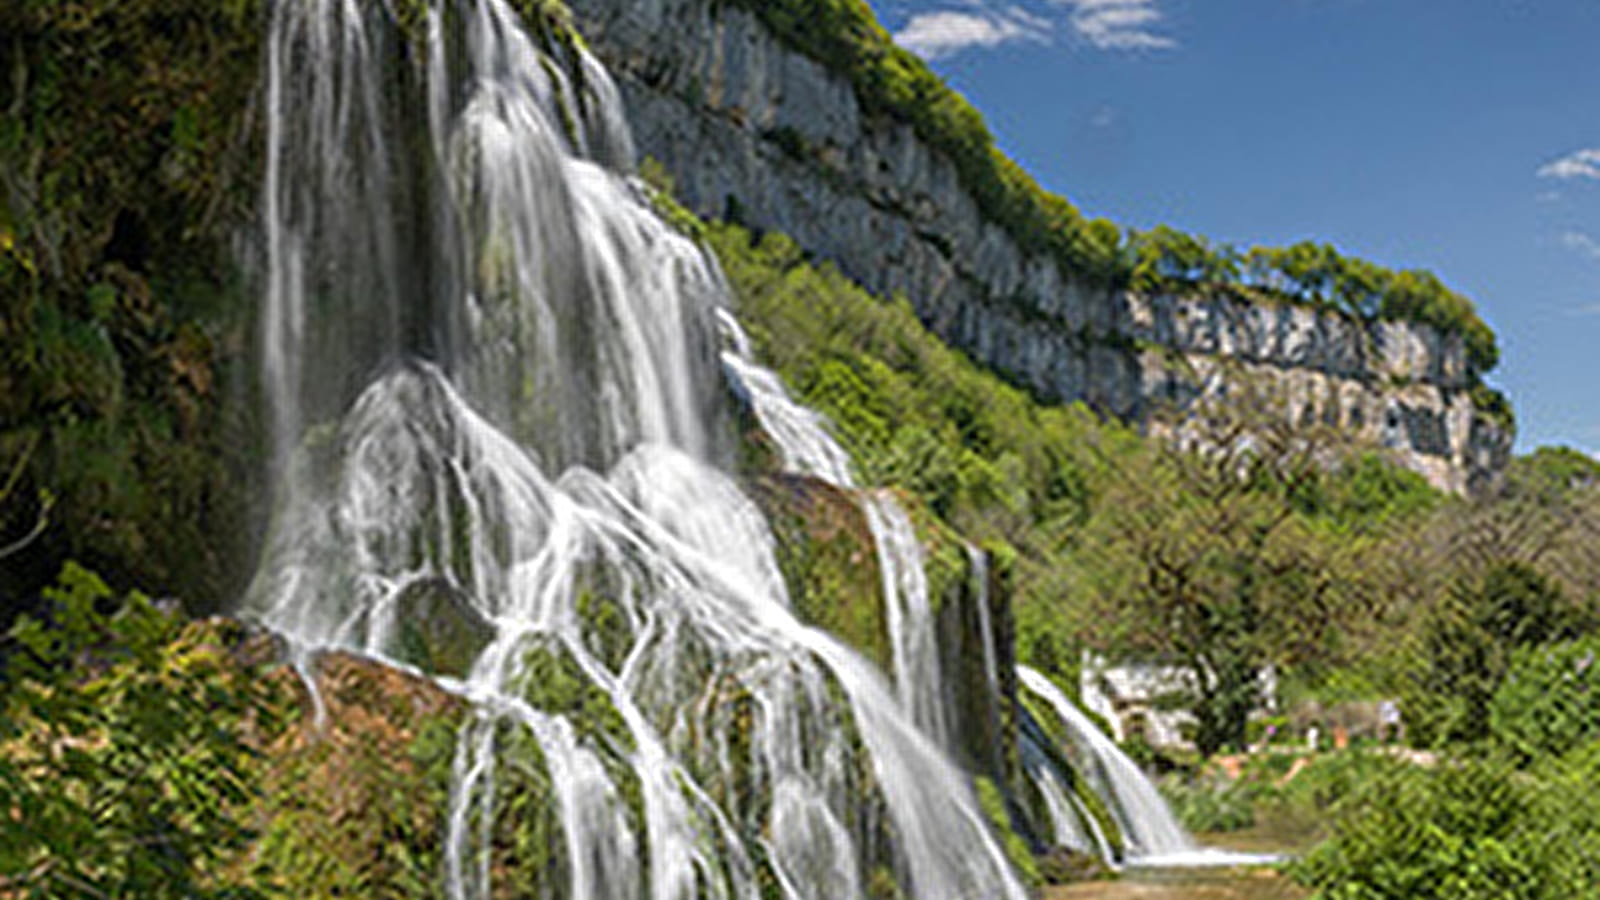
1018, 666, 1195, 862
1030, 762, 1111, 862
967, 545, 999, 709
246, 0, 1025, 897
720, 316, 948, 747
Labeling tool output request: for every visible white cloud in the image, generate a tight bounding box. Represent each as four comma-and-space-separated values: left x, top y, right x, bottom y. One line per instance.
1052, 0, 1175, 50
1538, 148, 1600, 181
892, 1, 1173, 58
1561, 230, 1600, 261
893, 9, 1048, 59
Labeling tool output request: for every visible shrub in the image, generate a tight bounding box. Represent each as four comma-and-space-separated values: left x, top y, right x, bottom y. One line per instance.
1490, 637, 1600, 764
1271, 751, 1403, 819
1291, 757, 1549, 899
0, 563, 281, 898
1158, 773, 1256, 833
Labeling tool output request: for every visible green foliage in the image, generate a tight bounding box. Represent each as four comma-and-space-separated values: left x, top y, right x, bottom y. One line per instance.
1526, 742, 1600, 890
1507, 445, 1600, 501
0, 0, 264, 616
1128, 225, 1238, 292
1158, 772, 1256, 833
1470, 383, 1515, 433
1291, 753, 1599, 899
1489, 637, 1600, 764
0, 563, 506, 898
1302, 452, 1442, 532
1406, 562, 1577, 747
716, 0, 1500, 375
0, 563, 279, 898
250, 706, 460, 898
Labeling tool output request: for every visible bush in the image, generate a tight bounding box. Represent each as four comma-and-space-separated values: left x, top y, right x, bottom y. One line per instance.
1291, 757, 1554, 899
1270, 751, 1403, 819
1159, 773, 1256, 833
0, 563, 281, 898
1526, 742, 1600, 890
1291, 747, 1600, 899
1490, 637, 1600, 764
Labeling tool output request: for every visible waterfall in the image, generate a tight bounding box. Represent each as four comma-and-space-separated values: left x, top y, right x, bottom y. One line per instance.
1030, 763, 1114, 862
720, 314, 948, 747
967, 545, 1000, 705
1018, 666, 1196, 861
245, 0, 1024, 897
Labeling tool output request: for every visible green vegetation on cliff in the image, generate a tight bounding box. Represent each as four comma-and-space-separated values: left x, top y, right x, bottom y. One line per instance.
0, 562, 622, 899
714, 0, 1499, 375
0, 0, 265, 619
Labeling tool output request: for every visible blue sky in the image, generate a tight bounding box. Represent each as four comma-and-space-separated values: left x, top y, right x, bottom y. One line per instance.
869, 0, 1600, 457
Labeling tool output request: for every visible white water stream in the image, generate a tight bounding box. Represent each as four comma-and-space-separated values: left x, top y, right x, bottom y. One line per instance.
1019, 665, 1196, 861
245, 1, 1023, 897
719, 314, 949, 747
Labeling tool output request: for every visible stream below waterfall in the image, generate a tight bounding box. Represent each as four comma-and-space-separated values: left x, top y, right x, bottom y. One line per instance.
1048, 867, 1307, 900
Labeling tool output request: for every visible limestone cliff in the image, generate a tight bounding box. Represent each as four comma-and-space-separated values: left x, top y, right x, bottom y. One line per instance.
567, 0, 1511, 494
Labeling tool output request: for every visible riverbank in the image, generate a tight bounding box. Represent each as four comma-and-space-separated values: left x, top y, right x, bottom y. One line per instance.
1046, 865, 1306, 900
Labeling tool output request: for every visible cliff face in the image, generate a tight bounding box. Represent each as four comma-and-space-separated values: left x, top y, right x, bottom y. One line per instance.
567, 0, 1511, 494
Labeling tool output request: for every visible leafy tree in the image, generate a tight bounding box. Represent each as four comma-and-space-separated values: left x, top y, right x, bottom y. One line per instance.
1406, 562, 1577, 747
1070, 378, 1370, 756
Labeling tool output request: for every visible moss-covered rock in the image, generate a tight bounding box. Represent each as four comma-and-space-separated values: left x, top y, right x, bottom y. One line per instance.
892, 492, 1022, 792
975, 776, 1041, 890
750, 472, 888, 669
1036, 846, 1113, 884
383, 576, 496, 678
1019, 691, 1128, 859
